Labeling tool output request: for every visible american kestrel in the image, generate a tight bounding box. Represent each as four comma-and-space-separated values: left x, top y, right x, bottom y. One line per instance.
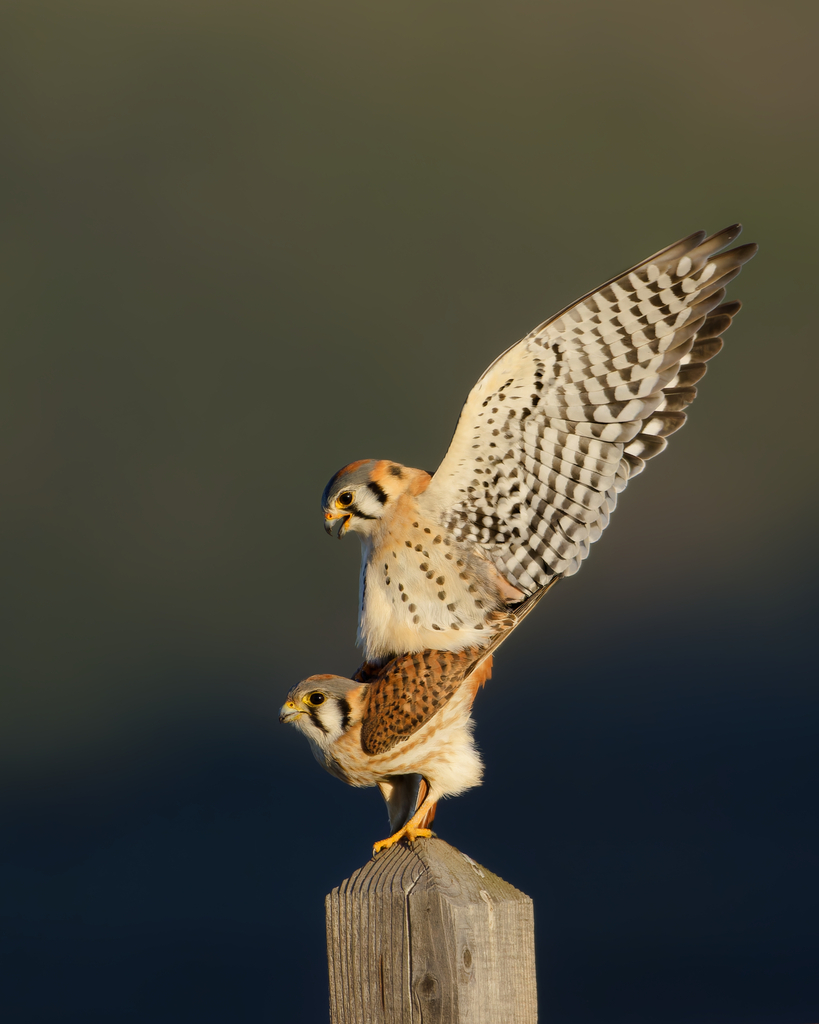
284, 226, 757, 851
321, 226, 757, 665
280, 586, 552, 851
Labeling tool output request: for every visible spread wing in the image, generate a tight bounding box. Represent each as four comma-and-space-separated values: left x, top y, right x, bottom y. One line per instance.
419, 225, 757, 594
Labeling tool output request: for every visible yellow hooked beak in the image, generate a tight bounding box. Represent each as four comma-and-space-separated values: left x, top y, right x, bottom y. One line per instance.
324, 509, 351, 539
279, 700, 304, 724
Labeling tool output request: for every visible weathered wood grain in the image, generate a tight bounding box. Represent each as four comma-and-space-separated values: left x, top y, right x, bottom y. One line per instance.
326, 837, 537, 1023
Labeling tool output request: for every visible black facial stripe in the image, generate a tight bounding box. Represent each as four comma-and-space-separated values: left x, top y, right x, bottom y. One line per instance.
309, 708, 329, 734
338, 698, 351, 734
351, 505, 378, 520
366, 481, 388, 505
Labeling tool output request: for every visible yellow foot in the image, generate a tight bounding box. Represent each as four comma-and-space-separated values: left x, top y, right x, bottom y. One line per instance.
373, 824, 433, 854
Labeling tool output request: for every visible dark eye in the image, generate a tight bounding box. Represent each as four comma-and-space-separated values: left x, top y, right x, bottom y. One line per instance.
337, 491, 354, 508
307, 692, 325, 707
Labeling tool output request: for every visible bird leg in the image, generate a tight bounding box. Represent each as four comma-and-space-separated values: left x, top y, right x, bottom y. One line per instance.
372, 796, 436, 854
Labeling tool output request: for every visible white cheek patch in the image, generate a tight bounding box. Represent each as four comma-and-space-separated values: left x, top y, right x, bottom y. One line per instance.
298, 699, 345, 745
316, 700, 344, 740
354, 490, 388, 521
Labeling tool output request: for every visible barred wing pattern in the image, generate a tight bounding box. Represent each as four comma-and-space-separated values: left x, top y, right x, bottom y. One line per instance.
420, 226, 757, 594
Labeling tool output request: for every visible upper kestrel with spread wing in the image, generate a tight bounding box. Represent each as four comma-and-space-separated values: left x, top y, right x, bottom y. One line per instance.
321, 226, 756, 663
282, 226, 757, 851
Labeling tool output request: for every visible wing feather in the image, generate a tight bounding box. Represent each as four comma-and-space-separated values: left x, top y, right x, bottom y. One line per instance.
358, 585, 556, 755
419, 227, 757, 594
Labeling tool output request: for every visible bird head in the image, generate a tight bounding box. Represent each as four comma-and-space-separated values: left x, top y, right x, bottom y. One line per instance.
321, 459, 417, 540
279, 675, 356, 748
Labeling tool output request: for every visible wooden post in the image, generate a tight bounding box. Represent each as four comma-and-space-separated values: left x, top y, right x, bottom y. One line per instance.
325, 837, 537, 1023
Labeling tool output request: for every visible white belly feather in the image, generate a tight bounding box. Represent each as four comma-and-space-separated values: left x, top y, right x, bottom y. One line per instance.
357, 519, 506, 660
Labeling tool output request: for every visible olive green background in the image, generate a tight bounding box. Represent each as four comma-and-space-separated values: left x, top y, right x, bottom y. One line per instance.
1, 2, 817, 1021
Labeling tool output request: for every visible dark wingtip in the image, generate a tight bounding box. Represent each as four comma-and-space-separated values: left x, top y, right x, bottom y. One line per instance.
726, 241, 759, 264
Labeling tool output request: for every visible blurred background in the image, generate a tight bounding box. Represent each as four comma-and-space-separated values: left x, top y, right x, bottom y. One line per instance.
1, 1, 817, 1021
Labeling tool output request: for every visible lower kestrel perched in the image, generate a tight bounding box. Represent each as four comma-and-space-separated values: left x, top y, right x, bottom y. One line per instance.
280, 589, 552, 851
